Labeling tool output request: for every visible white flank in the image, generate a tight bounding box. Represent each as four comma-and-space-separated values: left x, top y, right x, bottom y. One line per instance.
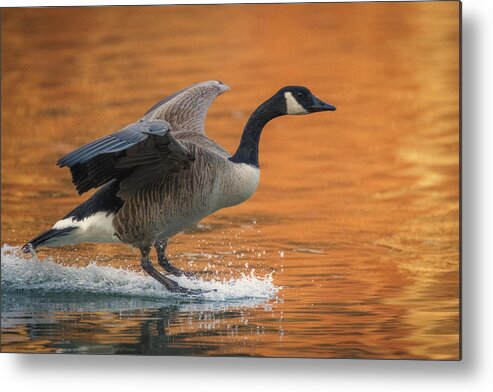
52, 212, 121, 244
284, 91, 308, 115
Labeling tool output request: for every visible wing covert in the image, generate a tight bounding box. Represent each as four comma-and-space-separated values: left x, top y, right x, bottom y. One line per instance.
57, 120, 194, 197
141, 80, 229, 134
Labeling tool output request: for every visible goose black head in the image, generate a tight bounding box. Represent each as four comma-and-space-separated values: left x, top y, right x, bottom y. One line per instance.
276, 86, 336, 115
231, 85, 336, 167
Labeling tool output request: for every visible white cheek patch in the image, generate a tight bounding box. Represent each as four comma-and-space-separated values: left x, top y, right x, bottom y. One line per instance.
284, 92, 308, 115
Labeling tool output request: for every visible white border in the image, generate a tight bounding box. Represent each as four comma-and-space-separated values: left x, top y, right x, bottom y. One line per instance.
2, 0, 492, 391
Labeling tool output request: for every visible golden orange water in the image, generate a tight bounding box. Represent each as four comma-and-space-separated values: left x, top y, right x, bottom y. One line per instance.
1, 2, 459, 358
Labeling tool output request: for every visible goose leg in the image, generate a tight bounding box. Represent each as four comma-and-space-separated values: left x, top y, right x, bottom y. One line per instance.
155, 240, 195, 278
140, 247, 201, 295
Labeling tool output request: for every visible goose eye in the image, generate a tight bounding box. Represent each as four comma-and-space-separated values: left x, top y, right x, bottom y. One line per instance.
297, 92, 305, 98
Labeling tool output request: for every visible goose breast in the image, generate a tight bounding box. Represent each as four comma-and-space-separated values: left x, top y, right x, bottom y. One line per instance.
216, 161, 260, 209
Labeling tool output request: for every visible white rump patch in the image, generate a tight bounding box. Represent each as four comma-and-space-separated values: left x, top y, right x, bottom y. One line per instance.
53, 212, 120, 244
284, 92, 308, 115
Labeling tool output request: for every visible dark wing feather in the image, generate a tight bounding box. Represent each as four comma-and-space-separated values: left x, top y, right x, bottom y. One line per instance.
57, 121, 167, 167
57, 120, 194, 197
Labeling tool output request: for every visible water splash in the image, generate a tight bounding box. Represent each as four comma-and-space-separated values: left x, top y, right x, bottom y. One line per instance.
1, 245, 280, 301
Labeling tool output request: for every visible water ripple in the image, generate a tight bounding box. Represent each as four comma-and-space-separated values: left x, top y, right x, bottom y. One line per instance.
1, 245, 280, 302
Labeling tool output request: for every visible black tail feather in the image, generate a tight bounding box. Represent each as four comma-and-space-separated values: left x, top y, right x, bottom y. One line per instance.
22, 227, 76, 253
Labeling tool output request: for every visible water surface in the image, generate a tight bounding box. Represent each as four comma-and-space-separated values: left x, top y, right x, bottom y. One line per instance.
1, 2, 459, 359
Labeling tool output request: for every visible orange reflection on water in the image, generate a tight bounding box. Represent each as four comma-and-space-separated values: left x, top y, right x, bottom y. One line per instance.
1, 2, 459, 359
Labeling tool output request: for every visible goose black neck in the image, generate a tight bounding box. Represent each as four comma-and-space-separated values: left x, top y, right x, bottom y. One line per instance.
229, 100, 282, 168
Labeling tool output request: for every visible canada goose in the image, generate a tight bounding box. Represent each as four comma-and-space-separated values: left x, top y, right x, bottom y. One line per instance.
23, 81, 336, 294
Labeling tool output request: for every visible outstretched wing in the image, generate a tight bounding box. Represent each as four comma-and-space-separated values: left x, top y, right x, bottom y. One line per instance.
57, 120, 194, 198
141, 80, 229, 134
